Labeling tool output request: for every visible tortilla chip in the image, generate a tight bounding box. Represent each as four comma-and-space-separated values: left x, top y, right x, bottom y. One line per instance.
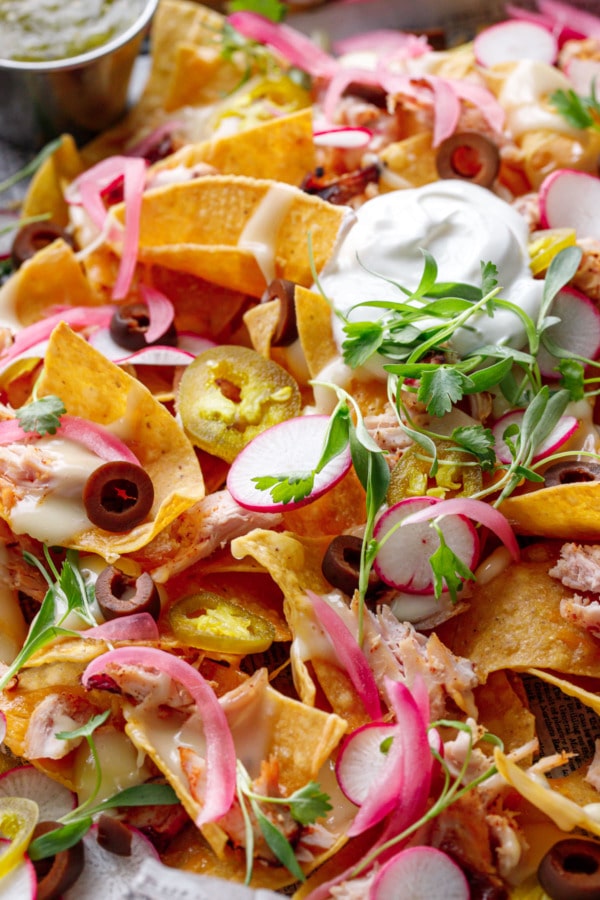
164, 41, 242, 112
32, 323, 204, 559
0, 240, 97, 327
152, 109, 314, 185
107, 176, 354, 297
474, 670, 536, 753
437, 542, 600, 681
500, 483, 600, 540
281, 467, 366, 537
22, 134, 84, 227
379, 132, 438, 189
244, 298, 280, 359
295, 286, 339, 378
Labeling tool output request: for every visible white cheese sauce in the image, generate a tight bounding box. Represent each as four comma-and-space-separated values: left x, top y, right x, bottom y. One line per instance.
317, 180, 544, 376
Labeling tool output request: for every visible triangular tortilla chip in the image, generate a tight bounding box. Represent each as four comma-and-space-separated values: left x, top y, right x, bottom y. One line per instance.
500, 483, 600, 540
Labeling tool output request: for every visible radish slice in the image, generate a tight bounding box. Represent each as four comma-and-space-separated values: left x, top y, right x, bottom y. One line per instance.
87, 329, 194, 366
492, 409, 579, 464
313, 127, 372, 149
369, 846, 470, 900
474, 20, 558, 67
81, 612, 159, 642
373, 497, 480, 594
335, 722, 396, 805
176, 332, 217, 356
227, 415, 353, 512
63, 825, 158, 899
0, 852, 36, 900
0, 767, 75, 821
537, 286, 600, 376
539, 169, 600, 239
537, 0, 600, 39
505, 2, 585, 44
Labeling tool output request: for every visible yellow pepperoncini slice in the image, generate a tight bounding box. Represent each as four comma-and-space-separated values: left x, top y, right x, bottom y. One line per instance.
168, 591, 276, 654
0, 797, 39, 878
387, 441, 483, 505
529, 228, 577, 276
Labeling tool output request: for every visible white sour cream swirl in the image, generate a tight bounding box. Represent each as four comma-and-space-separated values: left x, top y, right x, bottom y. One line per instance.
318, 180, 543, 374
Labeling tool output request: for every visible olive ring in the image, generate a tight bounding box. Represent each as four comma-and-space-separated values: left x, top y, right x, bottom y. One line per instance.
83, 461, 154, 532
435, 131, 500, 188
109, 302, 178, 351
538, 838, 600, 900
322, 534, 384, 601
260, 278, 298, 347
543, 460, 600, 487
32, 820, 85, 900
11, 221, 75, 270
95, 565, 161, 620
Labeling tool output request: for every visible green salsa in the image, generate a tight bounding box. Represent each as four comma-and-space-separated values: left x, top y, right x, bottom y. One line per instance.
0, 0, 146, 62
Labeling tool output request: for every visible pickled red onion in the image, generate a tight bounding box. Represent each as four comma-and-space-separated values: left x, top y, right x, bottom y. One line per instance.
333, 30, 430, 57
400, 497, 520, 562
138, 284, 175, 344
0, 306, 114, 369
309, 590, 381, 721
82, 646, 236, 825
227, 12, 337, 79
112, 158, 147, 301
0, 414, 141, 466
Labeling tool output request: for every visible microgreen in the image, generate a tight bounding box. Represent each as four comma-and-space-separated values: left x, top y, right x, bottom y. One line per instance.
550, 81, 600, 132
236, 760, 332, 884
0, 212, 51, 239
17, 394, 66, 436
227, 0, 287, 21
0, 548, 95, 691
429, 523, 476, 603
0, 137, 62, 196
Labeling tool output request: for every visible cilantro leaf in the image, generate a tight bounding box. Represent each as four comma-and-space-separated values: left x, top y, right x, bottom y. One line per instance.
256, 810, 305, 881
417, 367, 472, 417
480, 260, 499, 302
17, 395, 65, 435
251, 473, 314, 505
287, 781, 333, 826
342, 320, 384, 368
429, 526, 476, 603
451, 426, 496, 470
550, 87, 598, 130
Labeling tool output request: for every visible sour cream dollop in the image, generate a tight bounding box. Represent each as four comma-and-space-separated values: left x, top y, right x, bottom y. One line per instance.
318, 180, 543, 372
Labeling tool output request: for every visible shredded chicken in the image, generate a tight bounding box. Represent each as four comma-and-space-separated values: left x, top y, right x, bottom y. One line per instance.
573, 238, 600, 301
375, 606, 478, 719
364, 405, 413, 466
133, 489, 282, 581
443, 718, 492, 785
486, 813, 525, 880
560, 593, 600, 637
24, 692, 96, 759
549, 542, 600, 593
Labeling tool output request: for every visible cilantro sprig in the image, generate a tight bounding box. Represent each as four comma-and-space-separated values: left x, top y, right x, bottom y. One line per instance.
17, 395, 66, 436
0, 547, 95, 691
550, 81, 600, 132
236, 760, 332, 884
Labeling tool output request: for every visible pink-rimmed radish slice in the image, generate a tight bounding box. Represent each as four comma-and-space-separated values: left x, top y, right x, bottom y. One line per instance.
492, 409, 579, 465
373, 497, 480, 594
63, 825, 158, 899
537, 0, 600, 40
0, 767, 75, 821
335, 722, 396, 805
227, 415, 353, 512
369, 846, 470, 900
473, 20, 558, 67
0, 851, 36, 900
505, 2, 584, 45
537, 286, 600, 376
313, 127, 372, 149
565, 57, 600, 95
176, 332, 217, 356
539, 169, 600, 239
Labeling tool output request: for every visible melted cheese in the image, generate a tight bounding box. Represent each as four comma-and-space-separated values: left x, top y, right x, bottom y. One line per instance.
238, 183, 297, 284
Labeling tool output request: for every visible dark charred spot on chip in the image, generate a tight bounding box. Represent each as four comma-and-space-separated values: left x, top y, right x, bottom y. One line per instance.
95, 565, 161, 620
543, 460, 600, 487
260, 278, 298, 346
32, 819, 85, 900
85, 672, 121, 693
538, 838, 600, 900
83, 461, 154, 532
435, 131, 500, 188
301, 163, 380, 205
109, 302, 178, 351
322, 534, 385, 602
11, 221, 75, 269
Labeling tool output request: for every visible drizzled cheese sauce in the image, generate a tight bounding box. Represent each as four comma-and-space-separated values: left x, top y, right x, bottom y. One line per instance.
318, 180, 544, 374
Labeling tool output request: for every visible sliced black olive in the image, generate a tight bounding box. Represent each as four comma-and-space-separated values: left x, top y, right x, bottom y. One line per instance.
32, 820, 85, 900
83, 461, 154, 532
538, 838, 600, 900
260, 278, 298, 346
96, 814, 133, 856
109, 302, 178, 351
322, 535, 384, 601
95, 565, 161, 620
544, 460, 600, 487
435, 131, 500, 188
11, 221, 75, 269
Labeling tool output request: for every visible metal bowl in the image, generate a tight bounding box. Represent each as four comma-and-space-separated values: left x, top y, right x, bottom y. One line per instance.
0, 0, 159, 149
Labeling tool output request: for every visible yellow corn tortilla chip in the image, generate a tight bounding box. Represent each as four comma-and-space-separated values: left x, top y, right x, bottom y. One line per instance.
107, 176, 354, 297
500, 483, 600, 540
0, 239, 98, 327
33, 322, 204, 559
164, 40, 242, 113
437, 542, 600, 681
152, 109, 315, 185
474, 670, 536, 753
244, 298, 280, 359
379, 132, 438, 189
295, 285, 339, 378
22, 134, 84, 227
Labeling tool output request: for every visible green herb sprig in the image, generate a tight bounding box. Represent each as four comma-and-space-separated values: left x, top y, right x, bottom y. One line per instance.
17, 395, 66, 436
550, 82, 600, 132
